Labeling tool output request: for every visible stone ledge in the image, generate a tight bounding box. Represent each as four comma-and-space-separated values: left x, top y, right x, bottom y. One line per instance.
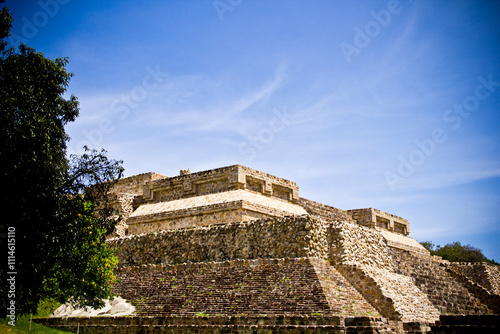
35, 315, 394, 330
431, 314, 500, 334
380, 230, 429, 255
436, 314, 500, 326
108, 215, 330, 267
36, 314, 500, 333
130, 190, 307, 221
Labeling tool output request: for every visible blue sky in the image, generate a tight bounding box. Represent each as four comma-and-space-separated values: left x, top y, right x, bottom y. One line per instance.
6, 0, 500, 260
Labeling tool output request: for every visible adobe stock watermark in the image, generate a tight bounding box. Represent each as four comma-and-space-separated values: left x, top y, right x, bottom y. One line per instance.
385, 74, 500, 192
238, 106, 292, 162
8, 0, 70, 45
6, 227, 16, 326
339, 0, 403, 64
213, 0, 243, 21
69, 65, 168, 155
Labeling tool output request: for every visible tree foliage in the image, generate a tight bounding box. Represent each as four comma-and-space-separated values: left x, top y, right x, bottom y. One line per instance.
0, 3, 123, 317
0, 0, 11, 52
420, 240, 497, 265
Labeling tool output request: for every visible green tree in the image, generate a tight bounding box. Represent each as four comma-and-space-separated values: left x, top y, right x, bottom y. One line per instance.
419, 241, 435, 252
0, 3, 123, 317
419, 240, 497, 265
0, 0, 11, 52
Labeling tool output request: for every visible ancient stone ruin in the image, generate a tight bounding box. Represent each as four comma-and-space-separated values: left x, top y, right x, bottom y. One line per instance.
38, 165, 500, 333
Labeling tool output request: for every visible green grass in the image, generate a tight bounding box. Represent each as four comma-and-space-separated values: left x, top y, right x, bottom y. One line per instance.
0, 317, 71, 333
0, 298, 70, 333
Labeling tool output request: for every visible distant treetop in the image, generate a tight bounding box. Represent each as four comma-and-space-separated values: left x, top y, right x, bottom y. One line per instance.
420, 241, 497, 265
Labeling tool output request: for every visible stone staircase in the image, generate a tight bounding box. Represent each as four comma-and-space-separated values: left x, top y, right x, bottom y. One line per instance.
449, 262, 500, 296
337, 264, 440, 323
38, 254, 500, 332
113, 258, 381, 318
445, 265, 500, 314
390, 249, 494, 315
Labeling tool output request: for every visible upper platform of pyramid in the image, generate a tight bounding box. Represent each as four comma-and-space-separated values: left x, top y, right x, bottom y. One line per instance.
108, 165, 411, 239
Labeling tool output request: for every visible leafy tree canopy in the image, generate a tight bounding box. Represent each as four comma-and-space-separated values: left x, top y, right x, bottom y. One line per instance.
0, 2, 123, 317
420, 240, 498, 265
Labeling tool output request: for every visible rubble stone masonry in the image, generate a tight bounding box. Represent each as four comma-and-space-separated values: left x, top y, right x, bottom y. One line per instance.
108, 215, 443, 323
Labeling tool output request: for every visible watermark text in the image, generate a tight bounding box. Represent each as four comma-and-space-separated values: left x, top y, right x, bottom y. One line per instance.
8, 0, 71, 45
385, 74, 500, 191
6, 227, 16, 326
213, 0, 243, 21
339, 0, 403, 63
238, 106, 291, 162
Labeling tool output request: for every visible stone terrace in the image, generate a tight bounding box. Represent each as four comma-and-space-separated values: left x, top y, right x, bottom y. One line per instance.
126, 189, 308, 234
109, 165, 414, 237
141, 165, 299, 203
108, 215, 451, 324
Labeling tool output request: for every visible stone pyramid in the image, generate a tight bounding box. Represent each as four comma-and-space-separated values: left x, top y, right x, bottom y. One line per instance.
38, 165, 500, 333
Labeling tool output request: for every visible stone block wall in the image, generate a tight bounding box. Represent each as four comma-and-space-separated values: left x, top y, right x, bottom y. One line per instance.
347, 208, 410, 236
365, 267, 439, 323
108, 193, 136, 220
297, 198, 354, 223
110, 215, 403, 270
107, 193, 136, 238
329, 220, 393, 269
109, 215, 395, 270
110, 172, 167, 195
108, 215, 331, 267
125, 204, 274, 235
327, 221, 440, 323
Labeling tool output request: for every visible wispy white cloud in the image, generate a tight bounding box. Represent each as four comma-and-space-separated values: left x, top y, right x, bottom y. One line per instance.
124, 63, 289, 135
398, 167, 500, 192
199, 63, 288, 131
56, 0, 500, 261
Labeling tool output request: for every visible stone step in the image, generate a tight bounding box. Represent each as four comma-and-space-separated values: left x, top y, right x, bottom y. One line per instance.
37, 324, 349, 334
35, 316, 397, 333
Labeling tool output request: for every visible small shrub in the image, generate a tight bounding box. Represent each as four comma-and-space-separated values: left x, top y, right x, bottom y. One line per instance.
196, 312, 209, 317
36, 298, 62, 318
